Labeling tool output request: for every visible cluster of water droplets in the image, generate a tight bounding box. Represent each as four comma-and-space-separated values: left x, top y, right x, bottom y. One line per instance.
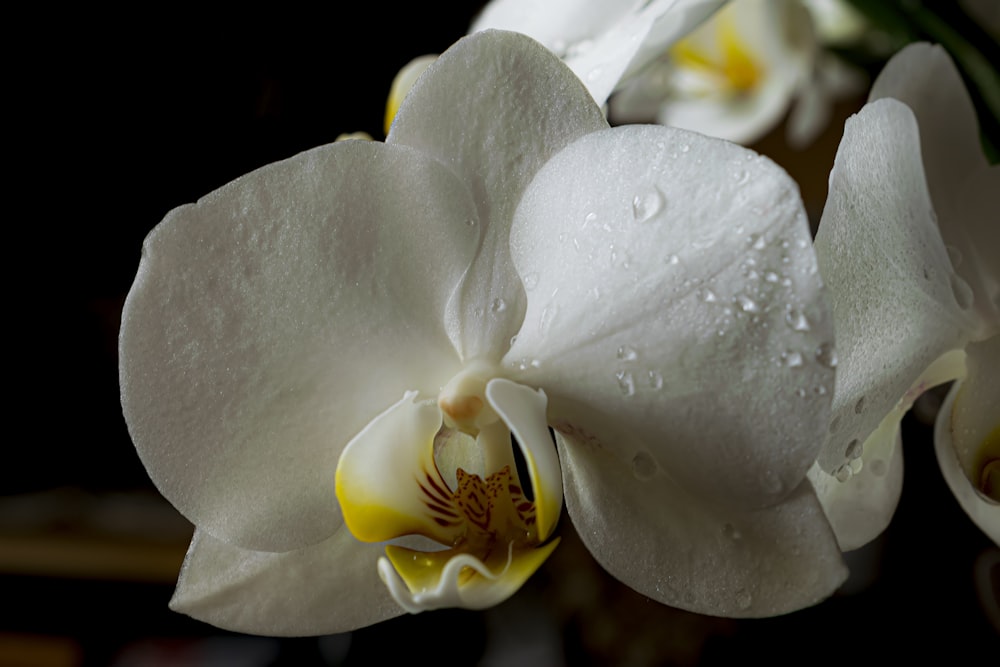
828, 395, 875, 482
612, 344, 664, 398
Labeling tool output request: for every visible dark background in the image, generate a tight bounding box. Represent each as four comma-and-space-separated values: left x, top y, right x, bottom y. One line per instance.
6, 4, 997, 665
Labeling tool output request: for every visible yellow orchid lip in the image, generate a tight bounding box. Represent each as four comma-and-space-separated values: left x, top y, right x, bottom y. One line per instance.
335, 376, 563, 614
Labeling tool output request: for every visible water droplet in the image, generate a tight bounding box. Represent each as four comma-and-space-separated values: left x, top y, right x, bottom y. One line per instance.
615, 370, 636, 396
631, 452, 657, 480
784, 308, 810, 332
764, 271, 780, 283
815, 343, 837, 368
736, 295, 759, 313
587, 66, 602, 82
631, 186, 665, 222
666, 254, 680, 265
464, 218, 477, 227
582, 211, 597, 228
869, 459, 887, 476
646, 370, 663, 390
748, 233, 767, 250
523, 272, 539, 291
795, 388, 806, 398
616, 345, 638, 361
735, 589, 753, 610
849, 458, 863, 474
829, 415, 841, 433
680, 144, 690, 153
509, 334, 519, 348
834, 464, 852, 483
782, 350, 804, 368
845, 439, 862, 460
732, 170, 749, 186
950, 273, 974, 310
854, 396, 865, 414
814, 385, 828, 396
490, 297, 507, 314
722, 523, 742, 540
701, 288, 718, 303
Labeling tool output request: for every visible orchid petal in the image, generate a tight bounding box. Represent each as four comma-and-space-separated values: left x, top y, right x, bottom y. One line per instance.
557, 430, 847, 617
120, 140, 476, 552
814, 99, 978, 474
485, 379, 562, 541
808, 411, 904, 552
388, 31, 609, 362
336, 393, 462, 546
170, 528, 400, 636
508, 124, 832, 509
810, 349, 964, 550
870, 43, 1000, 334
470, 0, 640, 54
378, 539, 560, 613
936, 337, 1000, 543
936, 404, 1000, 544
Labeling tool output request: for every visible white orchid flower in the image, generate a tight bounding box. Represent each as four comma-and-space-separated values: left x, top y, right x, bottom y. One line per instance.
470, 0, 729, 107
120, 30, 847, 636
809, 43, 999, 550
610, 0, 866, 147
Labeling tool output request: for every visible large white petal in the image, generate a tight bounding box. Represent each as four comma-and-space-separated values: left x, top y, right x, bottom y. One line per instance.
935, 337, 1000, 544
388, 30, 609, 361
508, 124, 832, 509
557, 430, 847, 617
170, 528, 400, 636
120, 140, 477, 552
870, 43, 1000, 333
814, 99, 978, 474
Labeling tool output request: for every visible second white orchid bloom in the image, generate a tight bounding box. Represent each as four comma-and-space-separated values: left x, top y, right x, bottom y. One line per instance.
610, 0, 866, 147
810, 43, 999, 549
120, 30, 846, 636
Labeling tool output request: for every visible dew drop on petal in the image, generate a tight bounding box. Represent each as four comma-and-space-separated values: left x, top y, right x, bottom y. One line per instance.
616, 345, 638, 361
834, 464, 852, 483
782, 350, 804, 368
523, 272, 539, 291
854, 396, 865, 414
735, 589, 753, 610
680, 144, 690, 153
582, 211, 597, 228
701, 288, 718, 303
646, 369, 663, 390
509, 334, 518, 348
815, 343, 837, 368
950, 273, 974, 310
849, 458, 864, 474
764, 271, 780, 283
666, 254, 679, 266
631, 185, 665, 223
785, 308, 810, 332
845, 439, 862, 460
631, 452, 657, 480
736, 295, 759, 313
615, 370, 636, 396
829, 415, 841, 433
490, 297, 507, 314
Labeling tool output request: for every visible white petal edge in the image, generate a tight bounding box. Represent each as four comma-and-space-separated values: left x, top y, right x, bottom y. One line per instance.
120, 139, 475, 551
170, 528, 401, 636
508, 124, 832, 509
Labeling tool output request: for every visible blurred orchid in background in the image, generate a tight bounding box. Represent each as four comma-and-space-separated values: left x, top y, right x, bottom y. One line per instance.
469, 0, 729, 106
609, 0, 867, 147
120, 30, 849, 636
809, 43, 999, 550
